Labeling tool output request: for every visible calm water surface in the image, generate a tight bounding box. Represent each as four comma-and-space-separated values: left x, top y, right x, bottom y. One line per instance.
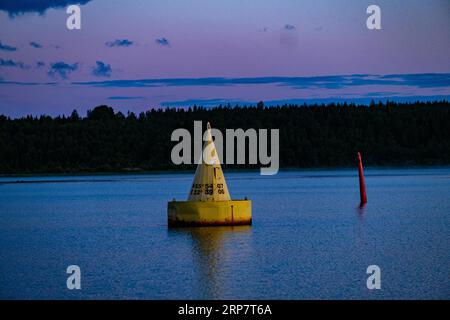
0, 168, 449, 299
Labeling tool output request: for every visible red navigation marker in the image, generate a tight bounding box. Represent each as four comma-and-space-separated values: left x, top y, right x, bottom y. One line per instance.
357, 152, 367, 207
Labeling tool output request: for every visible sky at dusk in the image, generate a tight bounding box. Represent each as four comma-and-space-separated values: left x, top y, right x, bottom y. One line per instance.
0, 0, 449, 117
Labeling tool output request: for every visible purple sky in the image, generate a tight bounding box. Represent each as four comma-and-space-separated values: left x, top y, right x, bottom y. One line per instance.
0, 0, 449, 117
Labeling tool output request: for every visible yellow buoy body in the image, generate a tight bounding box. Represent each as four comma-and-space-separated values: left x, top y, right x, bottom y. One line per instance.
168, 122, 252, 227
168, 200, 252, 226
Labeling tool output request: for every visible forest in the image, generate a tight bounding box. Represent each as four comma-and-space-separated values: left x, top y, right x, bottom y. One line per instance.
0, 100, 449, 174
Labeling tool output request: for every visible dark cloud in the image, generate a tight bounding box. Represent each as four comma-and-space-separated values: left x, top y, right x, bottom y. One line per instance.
284, 24, 296, 31
0, 58, 28, 69
92, 61, 112, 77
30, 41, 43, 49
71, 73, 450, 90
0, 80, 57, 86
161, 98, 241, 107
105, 39, 134, 47
378, 73, 450, 88
0, 0, 92, 17
155, 38, 170, 47
0, 41, 17, 52
48, 61, 78, 79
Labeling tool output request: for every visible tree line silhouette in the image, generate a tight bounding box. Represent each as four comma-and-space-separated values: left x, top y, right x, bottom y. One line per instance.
0, 100, 449, 174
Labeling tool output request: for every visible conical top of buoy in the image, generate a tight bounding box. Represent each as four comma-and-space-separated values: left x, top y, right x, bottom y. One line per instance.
188, 122, 231, 201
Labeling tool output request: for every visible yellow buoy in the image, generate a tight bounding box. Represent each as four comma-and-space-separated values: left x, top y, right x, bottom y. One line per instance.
168, 122, 252, 227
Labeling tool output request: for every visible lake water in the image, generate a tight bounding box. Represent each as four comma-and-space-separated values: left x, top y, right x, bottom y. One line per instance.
0, 168, 449, 299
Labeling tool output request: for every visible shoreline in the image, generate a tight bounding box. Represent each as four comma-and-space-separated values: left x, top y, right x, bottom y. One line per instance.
1, 164, 450, 179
